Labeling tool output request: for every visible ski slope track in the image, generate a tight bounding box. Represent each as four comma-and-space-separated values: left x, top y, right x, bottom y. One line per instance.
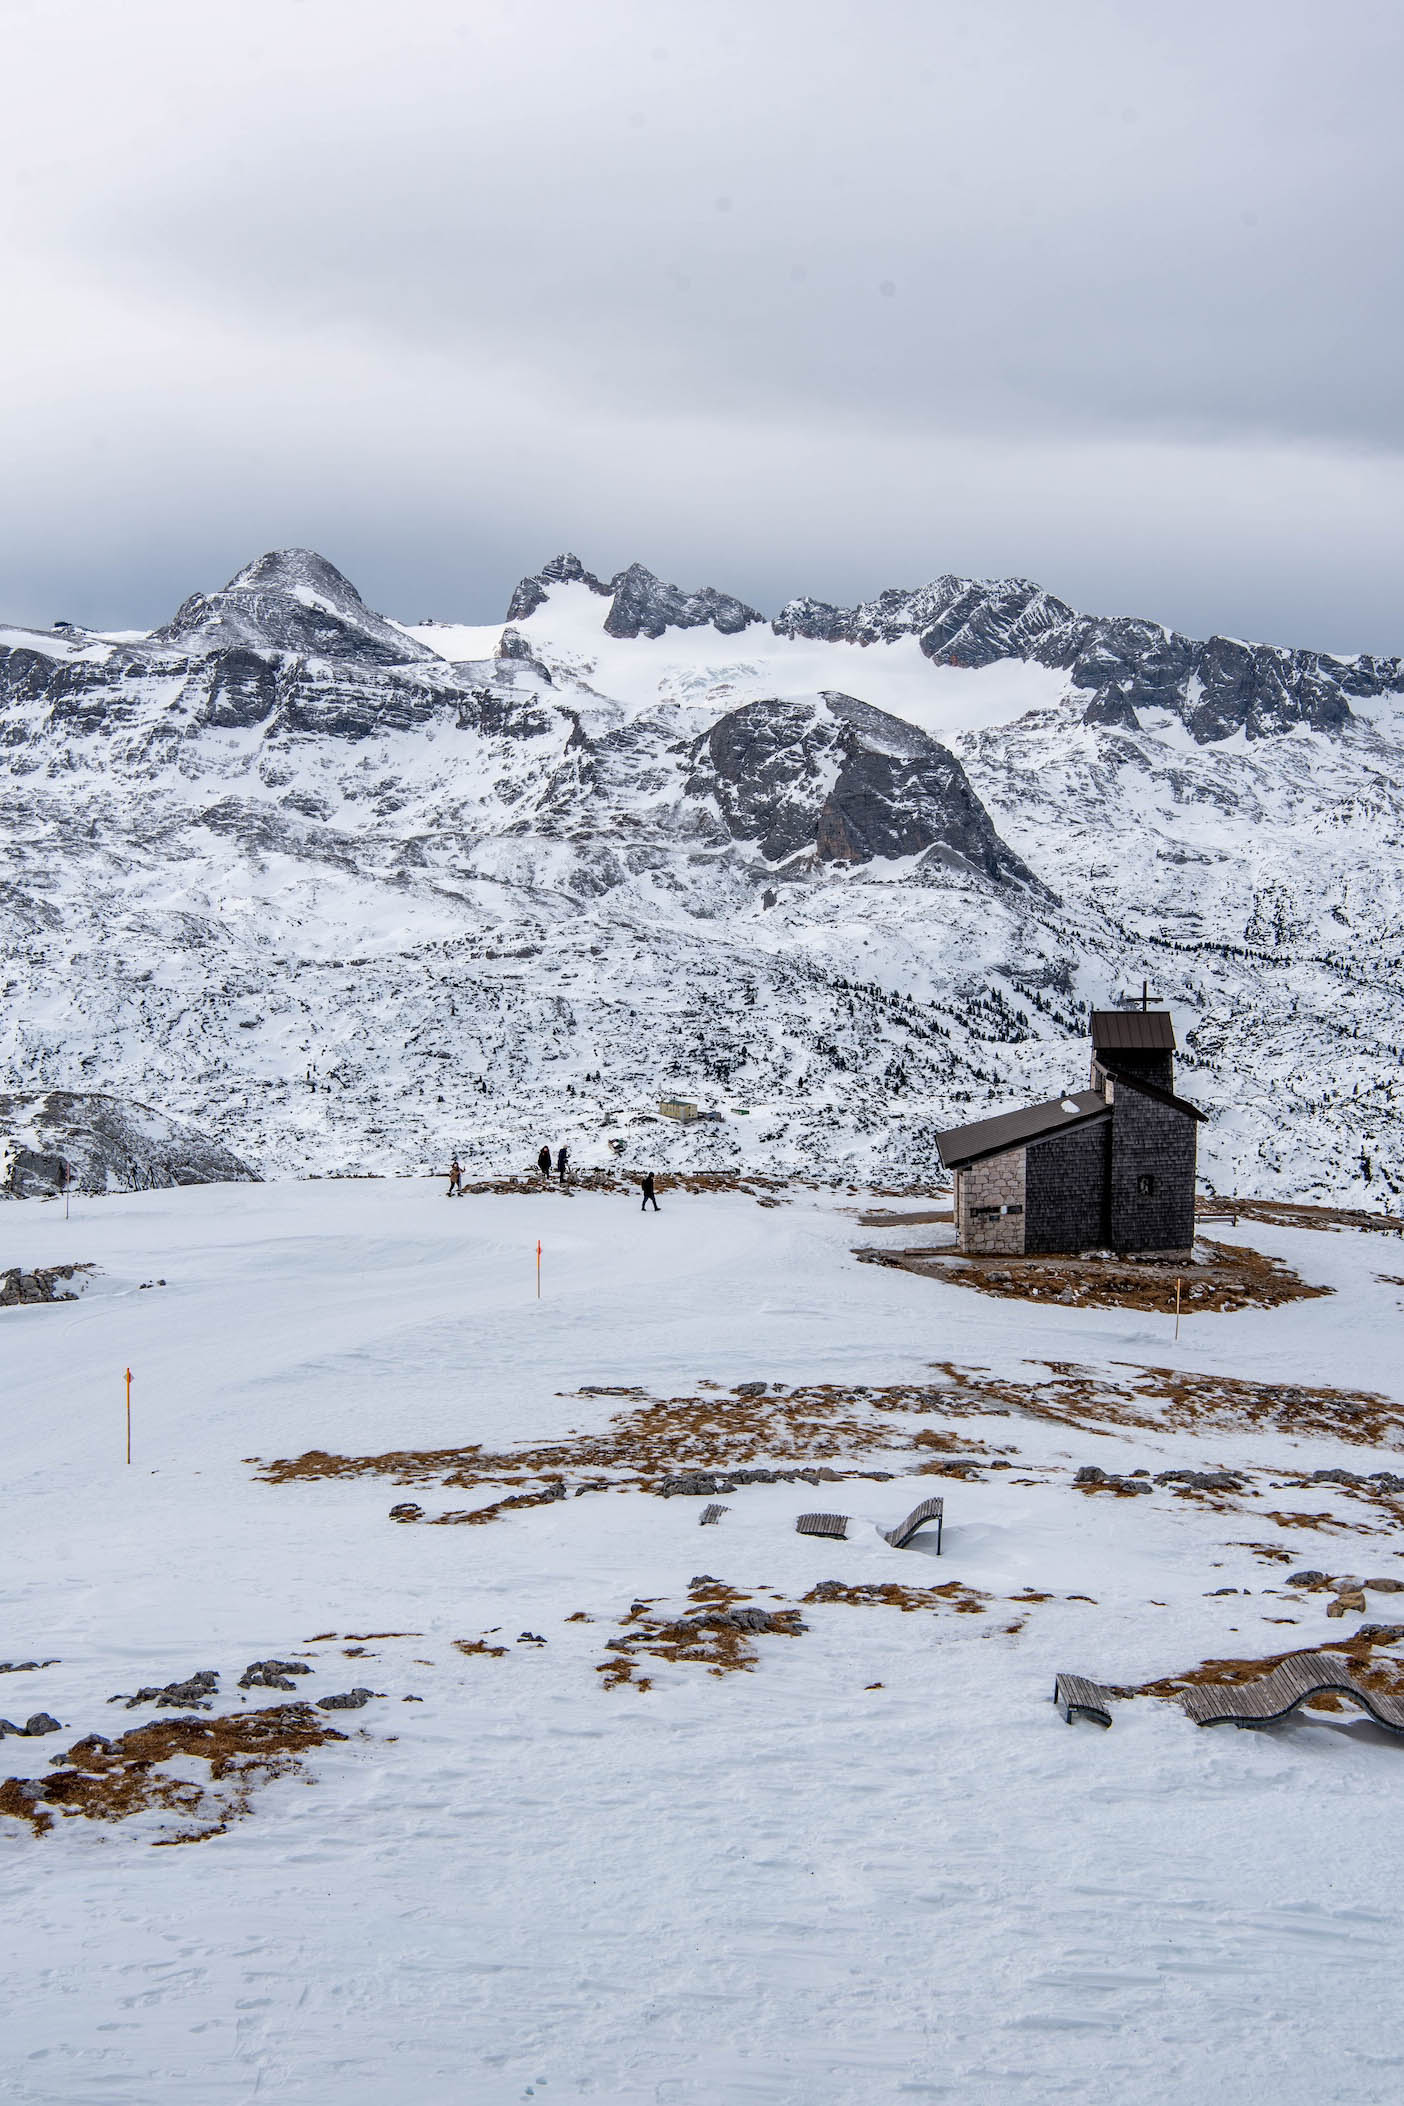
2, 547, 1402, 1197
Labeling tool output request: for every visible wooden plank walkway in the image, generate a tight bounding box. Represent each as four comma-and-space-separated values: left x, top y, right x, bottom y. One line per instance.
796, 1512, 848, 1539
880, 1496, 944, 1553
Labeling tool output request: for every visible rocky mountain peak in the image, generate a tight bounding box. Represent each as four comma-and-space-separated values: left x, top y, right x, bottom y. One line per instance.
601, 563, 764, 641
505, 553, 613, 622
151, 548, 436, 667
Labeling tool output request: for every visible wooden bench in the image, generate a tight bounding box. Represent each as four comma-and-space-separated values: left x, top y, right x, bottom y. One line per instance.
699, 1503, 729, 1526
1179, 1651, 1404, 1733
1053, 1673, 1115, 1727
880, 1496, 944, 1553
796, 1512, 848, 1539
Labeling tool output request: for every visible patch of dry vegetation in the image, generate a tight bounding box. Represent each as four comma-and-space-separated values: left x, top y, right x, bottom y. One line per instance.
453, 1638, 508, 1660
802, 1579, 988, 1614
254, 1379, 1014, 1503
859, 1238, 1327, 1314
595, 1578, 807, 1691
1136, 1633, 1404, 1704
1198, 1199, 1404, 1240
0, 1705, 348, 1843
929, 1361, 1403, 1450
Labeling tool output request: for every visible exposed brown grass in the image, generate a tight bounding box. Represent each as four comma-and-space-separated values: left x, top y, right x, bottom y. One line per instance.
860, 1237, 1327, 1315
595, 1579, 806, 1691
1263, 1509, 1386, 1537
855, 1209, 953, 1228
0, 1705, 348, 1843
1199, 1198, 1404, 1240
1232, 1541, 1298, 1565
928, 1360, 1402, 1450
1136, 1634, 1404, 1702
802, 1579, 988, 1614
453, 1638, 508, 1659
254, 1378, 1010, 1500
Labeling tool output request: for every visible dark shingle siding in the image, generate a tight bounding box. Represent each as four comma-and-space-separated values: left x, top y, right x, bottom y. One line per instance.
1107, 1081, 1198, 1250
1025, 1122, 1111, 1251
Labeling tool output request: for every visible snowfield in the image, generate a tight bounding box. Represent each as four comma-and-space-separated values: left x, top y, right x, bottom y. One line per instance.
4, 1177, 1404, 2104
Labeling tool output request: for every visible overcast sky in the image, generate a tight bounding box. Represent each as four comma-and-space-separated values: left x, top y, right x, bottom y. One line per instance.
3, 0, 1402, 651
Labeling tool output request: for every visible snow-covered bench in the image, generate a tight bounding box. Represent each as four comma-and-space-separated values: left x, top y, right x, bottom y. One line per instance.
1179, 1651, 1404, 1733
1054, 1673, 1116, 1727
879, 1496, 944, 1553
796, 1512, 848, 1539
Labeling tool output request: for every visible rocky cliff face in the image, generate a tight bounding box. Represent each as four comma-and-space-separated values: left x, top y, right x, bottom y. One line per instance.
692, 692, 1037, 884
0, 1092, 261, 1198
1, 547, 1401, 1199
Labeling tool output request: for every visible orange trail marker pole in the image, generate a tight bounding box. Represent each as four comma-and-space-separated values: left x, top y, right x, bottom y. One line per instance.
536, 1240, 542, 1299
1173, 1277, 1182, 1342
125, 1367, 132, 1464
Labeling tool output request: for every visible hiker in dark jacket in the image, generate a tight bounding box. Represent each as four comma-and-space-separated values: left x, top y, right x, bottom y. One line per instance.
640, 1171, 659, 1212
447, 1156, 463, 1197
556, 1145, 569, 1182
537, 1145, 552, 1179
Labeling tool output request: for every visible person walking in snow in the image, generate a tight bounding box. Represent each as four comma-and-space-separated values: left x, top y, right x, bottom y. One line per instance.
447, 1155, 463, 1198
537, 1144, 552, 1180
556, 1144, 569, 1183
640, 1171, 659, 1212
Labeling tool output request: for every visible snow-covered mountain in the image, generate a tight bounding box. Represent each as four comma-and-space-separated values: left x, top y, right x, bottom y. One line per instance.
2, 548, 1401, 1197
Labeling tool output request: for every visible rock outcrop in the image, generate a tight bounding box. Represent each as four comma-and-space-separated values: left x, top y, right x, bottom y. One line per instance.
0, 1091, 260, 1199
690, 691, 1037, 883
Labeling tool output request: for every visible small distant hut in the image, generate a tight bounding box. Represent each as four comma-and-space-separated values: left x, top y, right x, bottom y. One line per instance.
936, 1008, 1206, 1260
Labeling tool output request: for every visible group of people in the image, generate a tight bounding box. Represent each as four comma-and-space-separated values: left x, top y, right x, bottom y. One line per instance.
444, 1148, 659, 1209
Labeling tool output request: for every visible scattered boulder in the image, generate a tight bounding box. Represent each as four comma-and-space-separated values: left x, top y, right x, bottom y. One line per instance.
1154, 1469, 1244, 1492
725, 1607, 776, 1633
1357, 1625, 1404, 1644
108, 1670, 218, 1711
1310, 1468, 1364, 1487
516, 1632, 547, 1646
1368, 1473, 1404, 1493
388, 1502, 424, 1523
1074, 1465, 1153, 1494
315, 1687, 377, 1711
0, 1265, 90, 1308
0, 1660, 58, 1675
734, 1381, 768, 1396
1364, 1577, 1404, 1593
0, 1713, 62, 1738
1288, 1570, 1330, 1588
238, 1659, 313, 1692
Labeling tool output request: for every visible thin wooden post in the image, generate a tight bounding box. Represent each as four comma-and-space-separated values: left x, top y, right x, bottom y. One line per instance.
536, 1240, 542, 1299
1173, 1277, 1182, 1341
125, 1367, 132, 1464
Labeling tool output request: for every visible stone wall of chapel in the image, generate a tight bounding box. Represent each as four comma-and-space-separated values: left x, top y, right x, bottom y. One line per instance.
956, 1148, 1027, 1254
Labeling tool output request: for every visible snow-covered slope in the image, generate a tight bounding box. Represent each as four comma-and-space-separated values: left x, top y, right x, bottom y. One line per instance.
5, 1178, 1404, 2100
2, 549, 1402, 1198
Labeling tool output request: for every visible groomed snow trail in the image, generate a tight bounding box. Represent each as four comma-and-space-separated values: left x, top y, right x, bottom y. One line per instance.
2, 1181, 1402, 2104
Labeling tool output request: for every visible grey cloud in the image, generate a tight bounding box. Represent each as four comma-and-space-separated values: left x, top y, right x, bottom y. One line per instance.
2, 0, 1402, 650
